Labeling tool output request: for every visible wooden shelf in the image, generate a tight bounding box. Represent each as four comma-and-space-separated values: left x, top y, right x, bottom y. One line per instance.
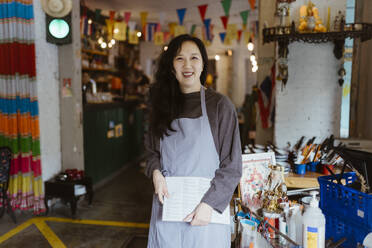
82, 49, 108, 56
263, 23, 372, 45
284, 171, 324, 188
82, 67, 115, 73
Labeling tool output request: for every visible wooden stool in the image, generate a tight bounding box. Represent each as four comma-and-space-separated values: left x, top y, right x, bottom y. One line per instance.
44, 176, 93, 216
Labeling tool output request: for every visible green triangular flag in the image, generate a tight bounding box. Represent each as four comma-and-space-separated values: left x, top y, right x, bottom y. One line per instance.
221, 0, 232, 17
240, 10, 249, 25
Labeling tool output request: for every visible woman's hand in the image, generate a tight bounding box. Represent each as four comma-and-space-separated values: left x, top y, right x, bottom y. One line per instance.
183, 202, 212, 226
153, 169, 169, 204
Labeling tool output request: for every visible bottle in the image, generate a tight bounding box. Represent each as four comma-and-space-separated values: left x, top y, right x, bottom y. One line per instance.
302, 191, 325, 248
288, 204, 302, 245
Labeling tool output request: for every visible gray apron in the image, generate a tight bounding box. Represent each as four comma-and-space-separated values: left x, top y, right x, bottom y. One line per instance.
147, 87, 230, 248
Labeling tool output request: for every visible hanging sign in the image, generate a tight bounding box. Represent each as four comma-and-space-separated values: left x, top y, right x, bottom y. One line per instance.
174, 25, 186, 37
226, 24, 238, 41
129, 30, 139, 44
248, 0, 256, 10
154, 32, 164, 45
237, 29, 243, 42
113, 22, 127, 41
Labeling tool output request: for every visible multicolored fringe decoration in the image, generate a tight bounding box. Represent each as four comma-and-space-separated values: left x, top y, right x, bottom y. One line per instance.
0, 0, 45, 214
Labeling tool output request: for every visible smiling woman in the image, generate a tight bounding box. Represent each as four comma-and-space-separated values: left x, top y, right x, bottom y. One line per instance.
145, 34, 242, 248
173, 41, 204, 93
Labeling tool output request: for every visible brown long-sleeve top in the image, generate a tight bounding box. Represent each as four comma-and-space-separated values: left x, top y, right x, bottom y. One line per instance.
145, 87, 242, 213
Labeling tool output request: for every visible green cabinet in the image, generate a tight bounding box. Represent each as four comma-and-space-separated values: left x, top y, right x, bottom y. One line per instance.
83, 103, 144, 184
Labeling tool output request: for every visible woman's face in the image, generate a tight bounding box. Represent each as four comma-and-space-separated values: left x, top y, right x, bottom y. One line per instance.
173, 41, 204, 93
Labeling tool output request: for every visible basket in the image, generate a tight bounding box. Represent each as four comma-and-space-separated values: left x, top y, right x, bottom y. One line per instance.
318, 172, 372, 229
323, 210, 371, 248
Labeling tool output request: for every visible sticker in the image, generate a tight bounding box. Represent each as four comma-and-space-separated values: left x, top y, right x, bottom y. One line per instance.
107, 130, 115, 138
109, 121, 115, 129
115, 124, 123, 137
307, 226, 318, 248
357, 209, 364, 218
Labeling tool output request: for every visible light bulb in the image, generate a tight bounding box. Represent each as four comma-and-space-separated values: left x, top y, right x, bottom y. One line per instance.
108, 43, 112, 48
252, 60, 257, 66
252, 65, 258, 72
250, 54, 256, 62
110, 39, 115, 45
247, 42, 254, 51
215, 55, 220, 61
137, 32, 142, 37
88, 19, 92, 25
227, 49, 233, 56
101, 42, 107, 49
114, 28, 119, 34
98, 37, 103, 44
163, 46, 168, 51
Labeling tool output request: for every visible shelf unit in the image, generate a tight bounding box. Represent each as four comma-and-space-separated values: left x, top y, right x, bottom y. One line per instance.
262, 22, 372, 59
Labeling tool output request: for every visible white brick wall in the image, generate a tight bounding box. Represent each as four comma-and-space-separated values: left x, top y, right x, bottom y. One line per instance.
274, 42, 342, 147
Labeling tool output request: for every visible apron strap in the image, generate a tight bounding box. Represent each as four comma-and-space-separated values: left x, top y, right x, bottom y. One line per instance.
200, 86, 207, 117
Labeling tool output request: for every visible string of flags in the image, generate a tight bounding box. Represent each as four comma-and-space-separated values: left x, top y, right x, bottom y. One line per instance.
80, 0, 257, 46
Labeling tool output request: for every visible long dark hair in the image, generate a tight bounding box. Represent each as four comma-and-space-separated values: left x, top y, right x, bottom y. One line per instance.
149, 34, 208, 139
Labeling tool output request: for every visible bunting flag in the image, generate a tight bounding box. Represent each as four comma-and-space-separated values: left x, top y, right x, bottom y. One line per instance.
154, 32, 164, 45
176, 8, 186, 26
174, 25, 187, 37
95, 9, 102, 20
109, 10, 115, 21
243, 23, 247, 30
113, 22, 127, 41
219, 32, 226, 43
221, 0, 232, 16
190, 24, 197, 35
140, 11, 148, 27
237, 30, 243, 42
158, 12, 166, 26
156, 23, 161, 32
164, 31, 171, 42
106, 19, 114, 39
129, 30, 139, 44
249, 0, 256, 10
240, 10, 249, 26
204, 18, 212, 41
220, 16, 229, 30
169, 22, 177, 36
124, 12, 131, 24
198, 4, 208, 22
244, 31, 250, 44
128, 21, 136, 31
146, 23, 157, 41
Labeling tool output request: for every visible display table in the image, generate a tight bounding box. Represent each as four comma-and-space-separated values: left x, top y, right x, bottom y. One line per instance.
44, 177, 93, 216
284, 172, 324, 188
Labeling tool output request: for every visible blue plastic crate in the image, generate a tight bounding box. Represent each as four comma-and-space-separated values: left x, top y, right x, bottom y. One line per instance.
318, 172, 372, 230
323, 210, 371, 248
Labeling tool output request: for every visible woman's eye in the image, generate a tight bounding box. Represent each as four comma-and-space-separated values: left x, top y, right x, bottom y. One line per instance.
192, 56, 199, 60
176, 57, 183, 61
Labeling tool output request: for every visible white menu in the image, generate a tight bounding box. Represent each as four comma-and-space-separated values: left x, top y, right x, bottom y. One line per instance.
162, 177, 230, 225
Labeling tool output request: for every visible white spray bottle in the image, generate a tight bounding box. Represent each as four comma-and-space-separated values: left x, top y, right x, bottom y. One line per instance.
302, 191, 325, 248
